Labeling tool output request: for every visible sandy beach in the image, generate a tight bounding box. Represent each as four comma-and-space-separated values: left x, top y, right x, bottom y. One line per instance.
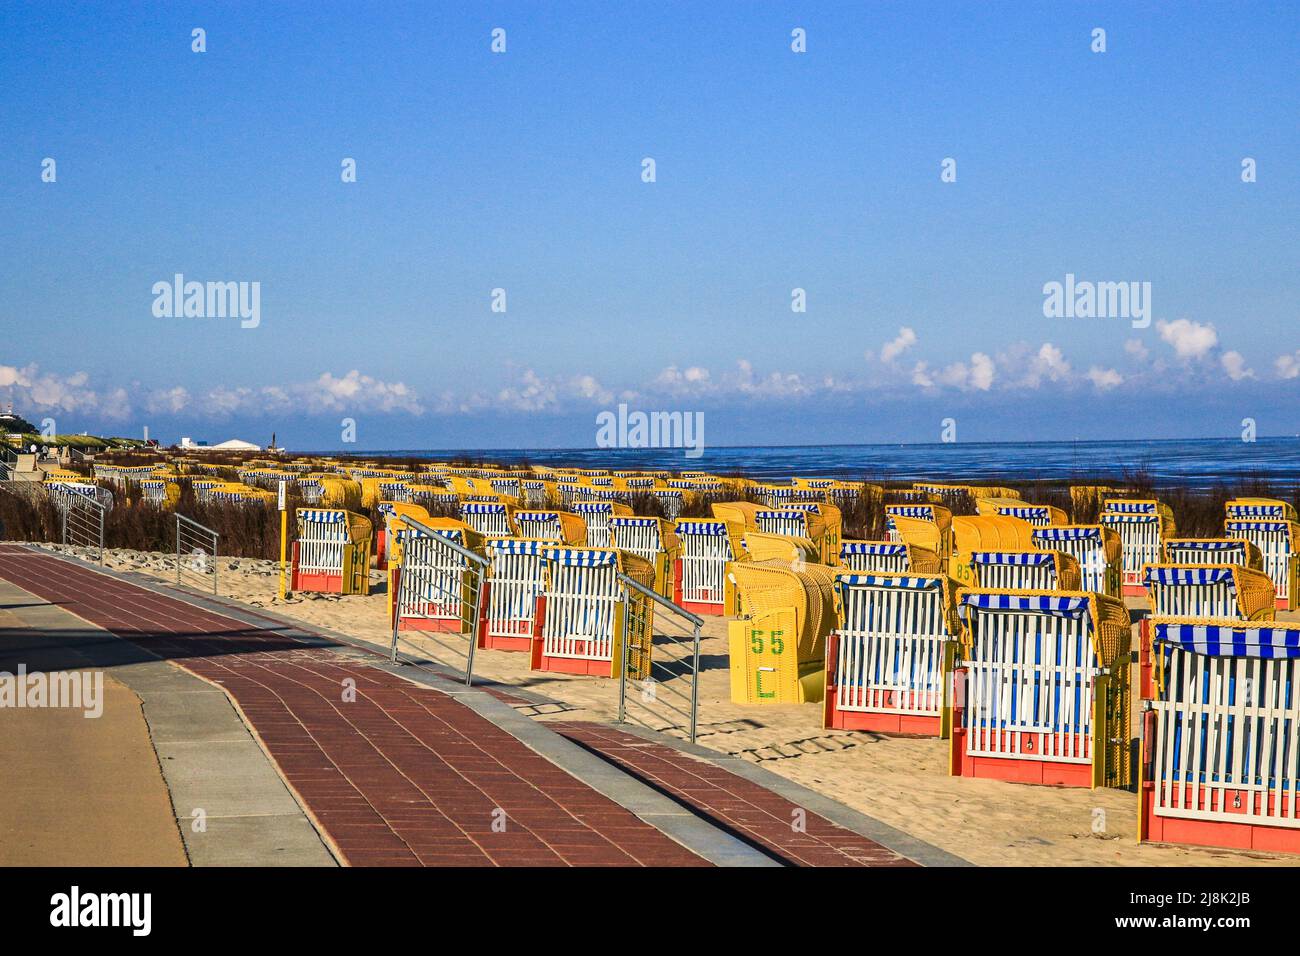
47, 543, 1296, 868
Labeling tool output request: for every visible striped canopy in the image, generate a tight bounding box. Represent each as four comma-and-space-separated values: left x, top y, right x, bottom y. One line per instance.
997, 506, 1050, 519
840, 542, 907, 556
886, 506, 935, 518
836, 573, 943, 592
462, 503, 507, 514
542, 548, 618, 567
1227, 504, 1287, 516
299, 509, 346, 523
757, 510, 806, 521
573, 501, 614, 513
486, 538, 548, 556
676, 520, 727, 535
1153, 621, 1300, 659
1144, 566, 1235, 586
1227, 520, 1290, 532
610, 517, 658, 527
1103, 501, 1158, 513
958, 592, 1091, 619
970, 551, 1055, 566
1034, 527, 1102, 542
1101, 513, 1160, 524
1168, 540, 1244, 551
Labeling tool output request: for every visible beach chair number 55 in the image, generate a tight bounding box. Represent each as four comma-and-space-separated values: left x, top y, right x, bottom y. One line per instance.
749, 628, 786, 699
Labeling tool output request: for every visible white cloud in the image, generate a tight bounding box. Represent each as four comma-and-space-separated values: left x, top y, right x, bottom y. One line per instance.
1087, 367, 1123, 390
1157, 318, 1218, 360
877, 327, 918, 363
1276, 352, 1300, 380
0, 363, 131, 421
1124, 339, 1150, 361
1220, 351, 1254, 381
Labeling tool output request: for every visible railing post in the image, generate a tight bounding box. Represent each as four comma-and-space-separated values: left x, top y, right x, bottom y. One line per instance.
176, 514, 181, 587
98, 502, 104, 564
616, 590, 630, 725
690, 622, 701, 745
464, 562, 483, 687
389, 560, 406, 664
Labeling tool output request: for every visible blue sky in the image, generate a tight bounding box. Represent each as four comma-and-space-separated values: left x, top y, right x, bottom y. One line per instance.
1, 1, 1297, 450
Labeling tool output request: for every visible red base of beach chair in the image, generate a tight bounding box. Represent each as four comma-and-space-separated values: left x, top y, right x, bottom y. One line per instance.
681, 600, 726, 616
291, 569, 344, 594
950, 726, 1094, 787
1138, 618, 1154, 699
525, 596, 616, 677
823, 638, 945, 735
375, 529, 389, 571
674, 560, 728, 615
396, 616, 463, 633
1122, 583, 1147, 597
1277, 596, 1293, 610
824, 703, 942, 737
1141, 786, 1300, 855
474, 583, 533, 652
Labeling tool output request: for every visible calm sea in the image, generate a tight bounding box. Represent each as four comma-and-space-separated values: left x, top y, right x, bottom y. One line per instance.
350, 437, 1300, 491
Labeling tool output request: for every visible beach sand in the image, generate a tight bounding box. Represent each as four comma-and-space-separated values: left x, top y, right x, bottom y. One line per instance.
60, 546, 1299, 867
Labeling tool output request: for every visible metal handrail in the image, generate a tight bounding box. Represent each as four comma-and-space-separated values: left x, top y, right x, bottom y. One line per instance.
388, 514, 490, 686
616, 571, 703, 744
176, 513, 220, 595
61, 491, 106, 564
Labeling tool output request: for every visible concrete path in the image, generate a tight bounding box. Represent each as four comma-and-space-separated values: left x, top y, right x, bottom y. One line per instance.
0, 577, 335, 866
0, 591, 187, 865
0, 546, 721, 865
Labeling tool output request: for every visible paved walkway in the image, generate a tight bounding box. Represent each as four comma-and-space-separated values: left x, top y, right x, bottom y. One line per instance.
553, 722, 918, 866
0, 544, 948, 867
0, 598, 188, 866
0, 546, 705, 866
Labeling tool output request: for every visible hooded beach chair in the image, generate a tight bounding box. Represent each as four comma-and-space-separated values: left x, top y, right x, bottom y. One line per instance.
478, 538, 551, 651
651, 489, 685, 518
459, 500, 515, 539
529, 547, 656, 679
572, 500, 632, 547
1225, 517, 1300, 610
968, 550, 1081, 591
510, 509, 587, 545
951, 589, 1132, 788
838, 540, 943, 575
885, 504, 954, 555
1163, 537, 1263, 569
1101, 499, 1175, 594
290, 508, 372, 595
1030, 525, 1123, 598
138, 479, 181, 509
975, 497, 1067, 527
388, 519, 485, 632
756, 504, 840, 565
609, 516, 679, 599
1140, 618, 1300, 855
1136, 564, 1277, 698
949, 514, 1037, 585
727, 560, 838, 705
673, 518, 745, 615
823, 571, 962, 736
375, 501, 432, 569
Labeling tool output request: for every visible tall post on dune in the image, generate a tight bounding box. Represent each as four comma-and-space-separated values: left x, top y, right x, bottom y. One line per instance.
278, 480, 288, 601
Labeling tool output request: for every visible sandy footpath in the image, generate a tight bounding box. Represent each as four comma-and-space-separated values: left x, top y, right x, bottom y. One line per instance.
54, 545, 1299, 868
0, 604, 188, 866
